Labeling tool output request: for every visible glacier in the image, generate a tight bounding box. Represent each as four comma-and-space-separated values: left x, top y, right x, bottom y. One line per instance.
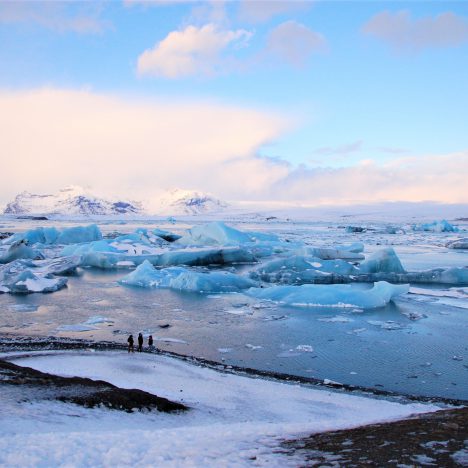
119, 260, 256, 293
245, 281, 410, 309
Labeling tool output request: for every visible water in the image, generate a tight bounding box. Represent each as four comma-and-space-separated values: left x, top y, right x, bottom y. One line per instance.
1, 218, 467, 400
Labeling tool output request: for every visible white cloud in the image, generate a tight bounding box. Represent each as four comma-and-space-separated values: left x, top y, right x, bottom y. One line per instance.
362, 10, 468, 52
238, 1, 311, 24
266, 21, 327, 66
0, 1, 108, 34
0, 88, 465, 209
137, 23, 252, 78
268, 153, 468, 204
0, 88, 288, 207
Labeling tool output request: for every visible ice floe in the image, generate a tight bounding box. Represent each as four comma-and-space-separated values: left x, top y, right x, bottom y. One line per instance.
119, 260, 256, 293
245, 281, 409, 309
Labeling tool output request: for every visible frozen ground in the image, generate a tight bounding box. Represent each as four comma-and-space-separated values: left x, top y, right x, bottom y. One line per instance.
0, 213, 467, 400
0, 350, 442, 467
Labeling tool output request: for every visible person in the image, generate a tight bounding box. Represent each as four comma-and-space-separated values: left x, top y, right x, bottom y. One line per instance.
127, 334, 134, 353
137, 332, 144, 352
148, 335, 154, 349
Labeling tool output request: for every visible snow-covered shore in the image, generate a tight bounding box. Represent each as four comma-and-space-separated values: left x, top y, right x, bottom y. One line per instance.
0, 350, 442, 467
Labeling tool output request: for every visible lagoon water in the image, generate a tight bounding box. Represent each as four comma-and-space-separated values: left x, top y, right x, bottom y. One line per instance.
1, 217, 467, 400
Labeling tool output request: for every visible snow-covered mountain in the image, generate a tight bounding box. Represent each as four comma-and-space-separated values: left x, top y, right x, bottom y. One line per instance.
3, 186, 142, 216
153, 189, 228, 215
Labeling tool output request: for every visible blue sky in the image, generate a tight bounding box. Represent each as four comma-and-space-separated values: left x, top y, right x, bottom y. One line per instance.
0, 1, 467, 206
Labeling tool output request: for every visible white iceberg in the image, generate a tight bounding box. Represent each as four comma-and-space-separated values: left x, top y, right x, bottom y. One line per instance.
177, 221, 252, 246
245, 281, 409, 309
119, 260, 256, 293
0, 256, 80, 294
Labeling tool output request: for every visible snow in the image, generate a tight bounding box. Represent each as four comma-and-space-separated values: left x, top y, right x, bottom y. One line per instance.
246, 281, 409, 309
119, 260, 256, 293
0, 350, 441, 467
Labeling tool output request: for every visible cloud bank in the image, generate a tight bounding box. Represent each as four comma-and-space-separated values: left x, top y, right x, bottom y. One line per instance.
362, 11, 468, 52
1, 88, 466, 209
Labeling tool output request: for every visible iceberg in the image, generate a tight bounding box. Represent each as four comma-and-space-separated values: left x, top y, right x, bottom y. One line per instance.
177, 222, 252, 246
250, 255, 358, 284
119, 260, 256, 293
358, 248, 406, 274
0, 240, 45, 264
79, 246, 256, 269
245, 281, 409, 309
353, 267, 468, 285
296, 246, 365, 261
412, 220, 459, 233
2, 224, 102, 245
446, 238, 468, 250
0, 256, 80, 294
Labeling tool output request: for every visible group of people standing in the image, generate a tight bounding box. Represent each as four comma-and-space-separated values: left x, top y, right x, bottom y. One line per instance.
127, 333, 154, 353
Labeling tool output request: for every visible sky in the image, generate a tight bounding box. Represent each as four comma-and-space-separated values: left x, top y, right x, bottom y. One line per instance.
0, 0, 467, 207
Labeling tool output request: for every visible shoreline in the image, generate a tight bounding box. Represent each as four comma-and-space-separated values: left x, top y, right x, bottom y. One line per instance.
1, 332, 466, 407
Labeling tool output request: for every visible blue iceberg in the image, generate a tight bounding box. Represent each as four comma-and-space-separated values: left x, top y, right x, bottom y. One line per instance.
119, 260, 256, 293
412, 220, 459, 233
245, 281, 409, 309
359, 248, 406, 274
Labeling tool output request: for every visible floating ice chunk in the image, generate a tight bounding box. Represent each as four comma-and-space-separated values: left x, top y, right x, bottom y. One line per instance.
251, 255, 358, 285
62, 240, 118, 256
56, 224, 102, 244
57, 323, 99, 332
345, 226, 366, 233
412, 220, 459, 232
0, 240, 44, 263
385, 225, 406, 234
335, 242, 364, 253
150, 228, 181, 243
318, 315, 353, 323
245, 344, 262, 350
296, 344, 314, 352
80, 246, 256, 269
359, 248, 406, 274
177, 221, 252, 246
367, 320, 405, 330
119, 260, 256, 293
297, 246, 365, 261
6, 270, 67, 294
245, 281, 409, 309
3, 224, 101, 245
85, 316, 114, 325
446, 238, 468, 249
0, 256, 79, 294
8, 304, 38, 312
217, 348, 232, 354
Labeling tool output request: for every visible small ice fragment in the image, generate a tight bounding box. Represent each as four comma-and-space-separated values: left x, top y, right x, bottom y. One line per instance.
296, 345, 314, 352
218, 348, 232, 354
245, 344, 262, 350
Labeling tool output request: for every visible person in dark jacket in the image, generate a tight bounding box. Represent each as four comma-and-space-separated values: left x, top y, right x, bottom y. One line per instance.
148, 335, 154, 349
127, 334, 134, 353
137, 332, 144, 352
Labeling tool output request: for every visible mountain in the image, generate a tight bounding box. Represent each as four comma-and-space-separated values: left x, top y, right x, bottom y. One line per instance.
3, 186, 142, 216
154, 189, 228, 215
